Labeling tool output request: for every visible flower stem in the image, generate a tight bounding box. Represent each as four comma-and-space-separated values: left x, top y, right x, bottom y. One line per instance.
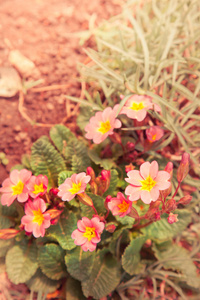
172, 182, 181, 199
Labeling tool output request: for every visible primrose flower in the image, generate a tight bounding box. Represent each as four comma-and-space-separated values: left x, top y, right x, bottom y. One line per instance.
107, 192, 132, 217
84, 106, 121, 144
0, 169, 32, 206
58, 172, 91, 201
27, 175, 48, 198
71, 216, 105, 252
146, 126, 164, 142
21, 198, 51, 238
120, 95, 161, 121
125, 161, 171, 204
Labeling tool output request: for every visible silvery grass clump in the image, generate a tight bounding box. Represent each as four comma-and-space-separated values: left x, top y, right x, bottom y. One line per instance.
0, 0, 200, 299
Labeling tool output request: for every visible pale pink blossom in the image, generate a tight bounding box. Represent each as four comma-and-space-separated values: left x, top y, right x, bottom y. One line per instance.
58, 172, 91, 201
125, 161, 171, 204
168, 213, 179, 224
146, 126, 164, 142
120, 95, 161, 121
21, 197, 51, 238
107, 192, 132, 217
71, 216, 105, 252
27, 175, 48, 198
85, 106, 121, 144
0, 169, 32, 206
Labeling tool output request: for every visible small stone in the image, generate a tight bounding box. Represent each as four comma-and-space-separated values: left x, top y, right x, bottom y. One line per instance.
46, 102, 54, 110
0, 67, 22, 97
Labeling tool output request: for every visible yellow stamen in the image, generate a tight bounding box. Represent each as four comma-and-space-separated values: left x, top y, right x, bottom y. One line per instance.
129, 102, 144, 111
152, 134, 157, 141
12, 180, 24, 195
33, 183, 44, 194
68, 182, 82, 194
118, 200, 130, 213
33, 209, 44, 226
83, 227, 96, 241
140, 175, 156, 191
97, 120, 111, 134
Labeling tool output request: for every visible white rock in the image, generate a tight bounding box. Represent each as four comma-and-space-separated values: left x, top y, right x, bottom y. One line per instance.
0, 67, 22, 97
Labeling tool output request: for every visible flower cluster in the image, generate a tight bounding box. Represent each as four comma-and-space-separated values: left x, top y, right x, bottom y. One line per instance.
0, 169, 50, 238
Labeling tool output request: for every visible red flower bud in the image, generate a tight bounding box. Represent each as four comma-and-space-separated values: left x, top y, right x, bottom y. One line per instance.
167, 213, 178, 224
165, 199, 177, 213
177, 153, 190, 182
49, 188, 59, 196
104, 195, 112, 210
90, 181, 98, 195
47, 208, 63, 219
86, 167, 96, 181
101, 170, 111, 181
126, 141, 135, 151
0, 229, 20, 240
178, 195, 192, 206
105, 223, 116, 233
77, 192, 94, 207
160, 162, 173, 198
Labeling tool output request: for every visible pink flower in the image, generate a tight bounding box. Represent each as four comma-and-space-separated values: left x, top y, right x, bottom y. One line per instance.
125, 161, 171, 204
107, 192, 132, 217
120, 95, 161, 121
27, 175, 48, 198
71, 216, 105, 252
85, 106, 121, 144
167, 213, 179, 224
0, 169, 32, 206
57, 172, 91, 201
146, 126, 164, 142
21, 198, 51, 238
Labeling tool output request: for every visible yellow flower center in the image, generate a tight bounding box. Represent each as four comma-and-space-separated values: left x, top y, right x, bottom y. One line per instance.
68, 182, 82, 195
118, 200, 130, 213
12, 180, 24, 195
152, 134, 157, 141
33, 209, 44, 226
33, 183, 44, 194
130, 102, 144, 111
98, 120, 111, 134
83, 227, 96, 241
140, 175, 156, 191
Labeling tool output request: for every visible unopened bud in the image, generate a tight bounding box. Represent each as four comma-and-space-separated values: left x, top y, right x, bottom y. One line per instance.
165, 199, 177, 213
127, 206, 140, 219
49, 188, 59, 196
77, 192, 93, 207
126, 142, 135, 151
101, 170, 111, 181
125, 163, 135, 173
178, 195, 192, 206
104, 195, 112, 210
105, 223, 116, 233
109, 132, 122, 144
90, 181, 98, 195
167, 213, 178, 224
144, 239, 152, 247
0, 229, 20, 240
177, 153, 190, 182
86, 167, 96, 181
47, 208, 63, 219
164, 162, 173, 179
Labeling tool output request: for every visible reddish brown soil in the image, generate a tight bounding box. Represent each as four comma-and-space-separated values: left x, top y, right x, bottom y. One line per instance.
0, 0, 122, 183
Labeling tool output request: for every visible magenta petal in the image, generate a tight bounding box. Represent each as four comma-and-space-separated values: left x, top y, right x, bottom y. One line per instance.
81, 240, 96, 252
91, 217, 104, 233
17, 193, 28, 203
82, 217, 93, 228
72, 230, 87, 245
77, 219, 86, 232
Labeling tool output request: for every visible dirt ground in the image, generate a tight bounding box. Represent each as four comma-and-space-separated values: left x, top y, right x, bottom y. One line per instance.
0, 0, 122, 183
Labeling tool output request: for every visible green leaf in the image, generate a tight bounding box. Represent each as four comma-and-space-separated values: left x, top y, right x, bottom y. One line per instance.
122, 235, 147, 275
0, 201, 18, 218
104, 169, 119, 197
66, 277, 87, 300
77, 106, 94, 132
115, 215, 135, 226
47, 210, 77, 250
88, 148, 115, 169
27, 268, 61, 294
81, 249, 121, 299
80, 193, 106, 218
153, 242, 200, 288
50, 124, 75, 153
0, 215, 14, 229
65, 138, 91, 172
6, 240, 38, 284
38, 243, 67, 280
0, 240, 13, 257
141, 210, 191, 240
58, 170, 74, 185
31, 136, 66, 187
65, 247, 95, 281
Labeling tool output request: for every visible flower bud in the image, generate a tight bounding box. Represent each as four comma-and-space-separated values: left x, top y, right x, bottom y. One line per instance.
49, 188, 59, 196
105, 223, 116, 233
104, 195, 112, 210
77, 192, 93, 207
165, 199, 177, 213
0, 229, 20, 240
167, 213, 178, 224
109, 132, 122, 144
177, 195, 192, 206
144, 239, 152, 247
127, 206, 140, 219
160, 162, 173, 198
125, 163, 135, 173
146, 126, 164, 143
126, 141, 135, 151
47, 208, 63, 219
90, 181, 98, 195
86, 167, 96, 181
177, 153, 190, 182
